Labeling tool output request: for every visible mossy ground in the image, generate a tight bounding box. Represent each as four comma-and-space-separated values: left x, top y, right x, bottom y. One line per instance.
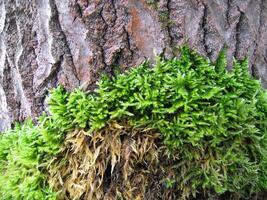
0, 47, 267, 200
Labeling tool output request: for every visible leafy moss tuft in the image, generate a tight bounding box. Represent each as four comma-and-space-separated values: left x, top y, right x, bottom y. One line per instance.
0, 121, 58, 199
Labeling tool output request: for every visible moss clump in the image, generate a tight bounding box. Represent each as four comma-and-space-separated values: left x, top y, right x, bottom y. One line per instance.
0, 121, 58, 199
146, 0, 159, 9
0, 46, 267, 199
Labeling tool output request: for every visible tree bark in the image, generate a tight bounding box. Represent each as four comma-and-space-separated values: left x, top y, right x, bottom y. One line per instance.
0, 0, 266, 131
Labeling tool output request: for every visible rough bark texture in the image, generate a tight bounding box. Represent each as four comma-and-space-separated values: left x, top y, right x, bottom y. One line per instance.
0, 0, 267, 131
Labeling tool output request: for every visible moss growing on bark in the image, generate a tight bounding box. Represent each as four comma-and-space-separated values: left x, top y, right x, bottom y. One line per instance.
0, 47, 267, 199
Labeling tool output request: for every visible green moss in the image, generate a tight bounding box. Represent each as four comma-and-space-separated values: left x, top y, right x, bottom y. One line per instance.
0, 121, 58, 200
1, 46, 267, 199
146, 0, 159, 9
158, 10, 175, 29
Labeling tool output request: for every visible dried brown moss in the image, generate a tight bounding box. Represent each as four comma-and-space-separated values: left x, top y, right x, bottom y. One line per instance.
47, 121, 181, 200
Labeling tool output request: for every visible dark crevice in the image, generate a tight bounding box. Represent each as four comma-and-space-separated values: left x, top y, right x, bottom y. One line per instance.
72, 1, 83, 22
30, 31, 38, 97
201, 3, 211, 58
54, 2, 80, 84
49, 0, 80, 85
99, 4, 108, 69
162, 47, 167, 58
225, 0, 231, 28
17, 100, 22, 121
123, 26, 134, 59
2, 61, 18, 122
112, 49, 123, 68
166, 0, 173, 46
234, 6, 244, 59
111, 0, 118, 27
251, 0, 264, 77
74, 1, 83, 18
158, 0, 176, 57
108, 45, 125, 72
103, 162, 112, 193
251, 62, 257, 77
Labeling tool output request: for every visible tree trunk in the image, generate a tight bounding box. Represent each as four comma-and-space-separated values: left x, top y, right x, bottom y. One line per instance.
0, 0, 266, 131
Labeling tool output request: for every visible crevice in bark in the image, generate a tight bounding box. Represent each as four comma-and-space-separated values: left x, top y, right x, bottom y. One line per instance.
99, 4, 108, 69
33, 55, 63, 116
31, 31, 38, 94
17, 100, 22, 122
157, 0, 175, 57
123, 26, 134, 60
251, 0, 264, 77
225, 0, 231, 28
166, 0, 173, 47
73, 1, 83, 20
2, 60, 19, 122
111, 0, 117, 27
49, 0, 80, 85
110, 49, 123, 72
201, 3, 211, 58
234, 6, 244, 58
